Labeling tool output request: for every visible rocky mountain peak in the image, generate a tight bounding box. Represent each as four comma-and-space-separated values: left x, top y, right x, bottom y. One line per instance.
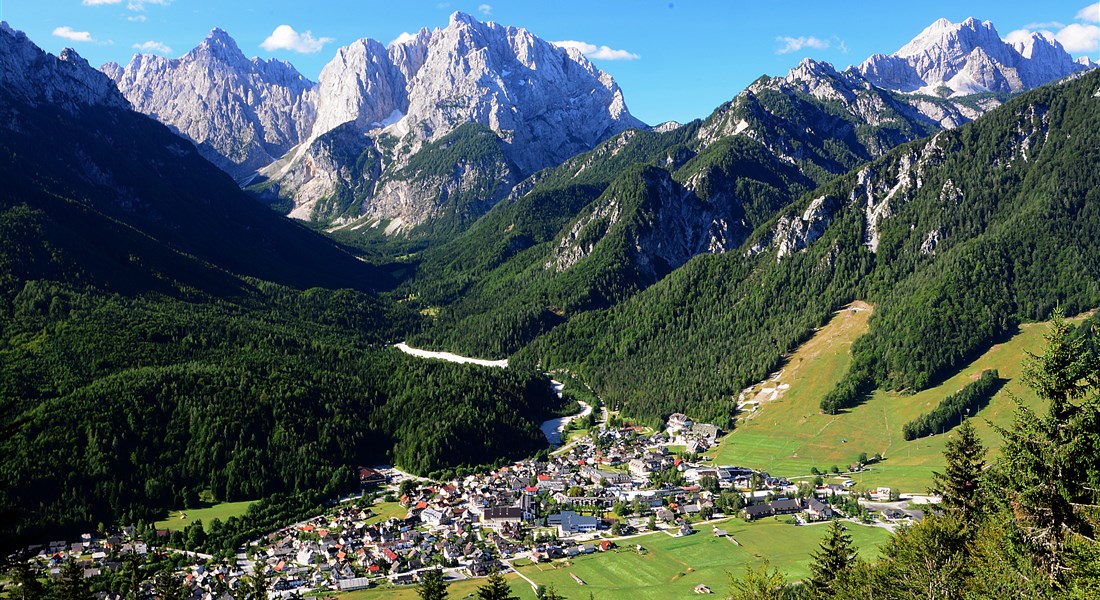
449, 10, 479, 28
268, 10, 644, 228
387, 10, 643, 172
858, 16, 1090, 96
0, 22, 129, 113
105, 28, 317, 181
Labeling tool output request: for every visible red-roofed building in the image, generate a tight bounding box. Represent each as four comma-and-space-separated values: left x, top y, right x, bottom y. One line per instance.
357, 467, 387, 487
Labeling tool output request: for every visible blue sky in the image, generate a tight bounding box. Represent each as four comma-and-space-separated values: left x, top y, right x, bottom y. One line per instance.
5, 1, 1099, 124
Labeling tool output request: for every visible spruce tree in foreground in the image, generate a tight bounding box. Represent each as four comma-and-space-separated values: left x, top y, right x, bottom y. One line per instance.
7, 560, 46, 600
930, 418, 985, 526
476, 570, 518, 600
808, 519, 857, 596
996, 312, 1100, 584
57, 560, 93, 600
416, 568, 449, 600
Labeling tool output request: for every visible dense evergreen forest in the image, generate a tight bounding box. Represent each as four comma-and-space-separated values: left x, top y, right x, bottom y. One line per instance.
0, 280, 564, 549
400, 67, 947, 360
0, 74, 566, 550
516, 70, 1100, 426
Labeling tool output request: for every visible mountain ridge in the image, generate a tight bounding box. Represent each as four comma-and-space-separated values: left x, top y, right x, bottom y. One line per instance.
103, 27, 317, 182
856, 16, 1089, 96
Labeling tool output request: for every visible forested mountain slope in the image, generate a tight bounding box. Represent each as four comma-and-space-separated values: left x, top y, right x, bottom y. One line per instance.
516, 70, 1100, 426
401, 59, 956, 357
0, 24, 563, 550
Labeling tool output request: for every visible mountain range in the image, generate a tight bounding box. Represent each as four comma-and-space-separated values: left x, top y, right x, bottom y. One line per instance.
105, 12, 642, 233
0, 10, 1097, 549
102, 13, 1089, 238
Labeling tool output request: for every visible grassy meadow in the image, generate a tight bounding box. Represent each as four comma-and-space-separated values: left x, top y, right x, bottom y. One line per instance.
155, 500, 255, 532
337, 519, 889, 600
710, 304, 1087, 492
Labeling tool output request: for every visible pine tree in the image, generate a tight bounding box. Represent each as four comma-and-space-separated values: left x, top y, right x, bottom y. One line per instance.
152, 570, 185, 600
476, 570, 518, 600
7, 560, 46, 600
56, 560, 92, 600
930, 418, 985, 525
538, 584, 566, 600
808, 519, 857, 596
727, 558, 789, 600
416, 568, 449, 600
120, 552, 145, 600
243, 569, 269, 600
996, 313, 1100, 584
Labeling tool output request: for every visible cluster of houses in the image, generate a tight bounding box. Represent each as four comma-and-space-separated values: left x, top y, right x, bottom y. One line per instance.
13, 412, 922, 597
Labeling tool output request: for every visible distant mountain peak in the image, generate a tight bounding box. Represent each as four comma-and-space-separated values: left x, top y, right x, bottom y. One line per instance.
859, 16, 1091, 96
105, 28, 316, 180
186, 27, 247, 64
449, 11, 478, 27
1, 22, 128, 113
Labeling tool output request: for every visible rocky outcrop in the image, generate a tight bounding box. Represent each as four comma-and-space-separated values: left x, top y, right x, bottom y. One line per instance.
1, 21, 129, 114
546, 167, 739, 281
104, 29, 316, 181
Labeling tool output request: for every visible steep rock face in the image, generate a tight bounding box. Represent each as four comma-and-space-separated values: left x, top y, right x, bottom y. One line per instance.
857, 17, 1089, 96
104, 29, 316, 181
266, 11, 643, 230
393, 12, 641, 172
546, 167, 736, 282
1, 22, 128, 113
309, 34, 422, 139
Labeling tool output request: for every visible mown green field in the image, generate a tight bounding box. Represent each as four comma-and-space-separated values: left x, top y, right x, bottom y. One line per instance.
514, 519, 889, 599
339, 572, 530, 600
154, 500, 255, 532
337, 519, 888, 600
710, 305, 1087, 492
364, 501, 409, 525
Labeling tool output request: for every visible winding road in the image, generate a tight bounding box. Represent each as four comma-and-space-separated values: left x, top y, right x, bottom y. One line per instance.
394, 343, 596, 445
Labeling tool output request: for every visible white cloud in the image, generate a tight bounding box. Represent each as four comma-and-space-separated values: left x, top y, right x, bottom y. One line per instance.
127, 15, 147, 22
390, 31, 418, 46
260, 25, 334, 54
1077, 3, 1100, 23
1003, 4, 1100, 56
551, 40, 640, 60
478, 4, 492, 15
775, 35, 831, 55
52, 26, 95, 43
127, 0, 171, 11
133, 40, 171, 54
1056, 22, 1100, 53
82, 0, 121, 5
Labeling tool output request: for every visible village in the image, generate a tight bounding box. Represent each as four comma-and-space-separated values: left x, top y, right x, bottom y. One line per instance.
15, 408, 927, 598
